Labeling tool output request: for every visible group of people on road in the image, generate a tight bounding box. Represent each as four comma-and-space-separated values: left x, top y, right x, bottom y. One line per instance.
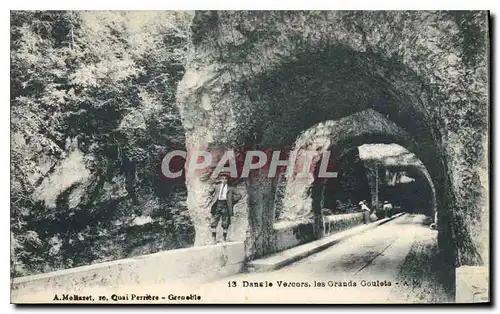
358, 200, 394, 224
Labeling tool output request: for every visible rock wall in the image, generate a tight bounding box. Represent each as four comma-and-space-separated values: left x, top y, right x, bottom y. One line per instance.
177, 11, 489, 264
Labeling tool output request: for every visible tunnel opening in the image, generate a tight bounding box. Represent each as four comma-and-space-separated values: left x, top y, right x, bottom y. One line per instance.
175, 12, 488, 302
233, 46, 449, 248
275, 110, 439, 222
267, 111, 445, 273
179, 40, 476, 269
309, 144, 437, 223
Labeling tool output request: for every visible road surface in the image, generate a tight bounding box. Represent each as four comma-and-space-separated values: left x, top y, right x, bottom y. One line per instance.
12, 213, 453, 304
192, 213, 451, 303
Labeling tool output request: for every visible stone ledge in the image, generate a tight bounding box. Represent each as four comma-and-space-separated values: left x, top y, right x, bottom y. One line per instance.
455, 266, 490, 303
12, 241, 245, 295
272, 219, 316, 253
323, 212, 364, 235
246, 213, 406, 273
271, 212, 365, 253
323, 212, 363, 224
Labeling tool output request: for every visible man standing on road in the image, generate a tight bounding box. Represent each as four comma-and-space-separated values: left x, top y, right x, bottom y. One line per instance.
383, 201, 393, 218
359, 201, 371, 224
207, 173, 242, 244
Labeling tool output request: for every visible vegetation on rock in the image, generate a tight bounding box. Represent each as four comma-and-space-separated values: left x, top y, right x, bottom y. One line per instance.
11, 11, 194, 276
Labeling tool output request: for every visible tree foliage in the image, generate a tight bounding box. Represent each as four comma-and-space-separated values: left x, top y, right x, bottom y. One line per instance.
11, 10, 194, 276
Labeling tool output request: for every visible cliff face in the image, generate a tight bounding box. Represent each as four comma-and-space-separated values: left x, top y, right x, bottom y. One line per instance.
177, 11, 489, 264
11, 11, 195, 276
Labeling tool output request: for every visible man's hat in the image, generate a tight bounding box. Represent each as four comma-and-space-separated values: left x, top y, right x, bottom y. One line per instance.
384, 201, 388, 204
358, 201, 364, 205
217, 172, 231, 179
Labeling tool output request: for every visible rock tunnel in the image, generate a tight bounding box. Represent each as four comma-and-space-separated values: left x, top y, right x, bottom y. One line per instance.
176, 11, 489, 268
382, 162, 437, 218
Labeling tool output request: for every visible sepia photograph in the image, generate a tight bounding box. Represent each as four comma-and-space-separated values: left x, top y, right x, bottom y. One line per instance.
9, 9, 490, 304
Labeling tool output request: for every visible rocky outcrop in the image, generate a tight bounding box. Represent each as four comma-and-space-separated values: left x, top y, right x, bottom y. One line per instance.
177, 11, 489, 264
10, 11, 195, 275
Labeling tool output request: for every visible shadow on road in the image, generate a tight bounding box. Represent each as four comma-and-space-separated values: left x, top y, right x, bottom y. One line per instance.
391, 223, 454, 303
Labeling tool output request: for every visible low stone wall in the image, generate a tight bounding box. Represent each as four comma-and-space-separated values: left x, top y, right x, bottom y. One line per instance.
11, 242, 245, 294
272, 219, 317, 253
272, 212, 365, 253
323, 212, 364, 236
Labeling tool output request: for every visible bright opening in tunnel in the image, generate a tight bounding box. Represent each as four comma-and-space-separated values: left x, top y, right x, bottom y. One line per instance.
270, 110, 440, 229
274, 143, 437, 223
350, 143, 435, 218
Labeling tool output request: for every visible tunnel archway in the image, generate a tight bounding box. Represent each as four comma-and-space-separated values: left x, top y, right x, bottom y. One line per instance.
312, 146, 438, 220
177, 11, 488, 267
278, 111, 439, 241
339, 144, 438, 220
278, 110, 438, 218
182, 47, 451, 261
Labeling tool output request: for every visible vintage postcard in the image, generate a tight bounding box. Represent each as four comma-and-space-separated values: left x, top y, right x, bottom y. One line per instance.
10, 10, 490, 304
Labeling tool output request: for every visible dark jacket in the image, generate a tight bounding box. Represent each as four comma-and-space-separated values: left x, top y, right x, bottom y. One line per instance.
209, 183, 242, 216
